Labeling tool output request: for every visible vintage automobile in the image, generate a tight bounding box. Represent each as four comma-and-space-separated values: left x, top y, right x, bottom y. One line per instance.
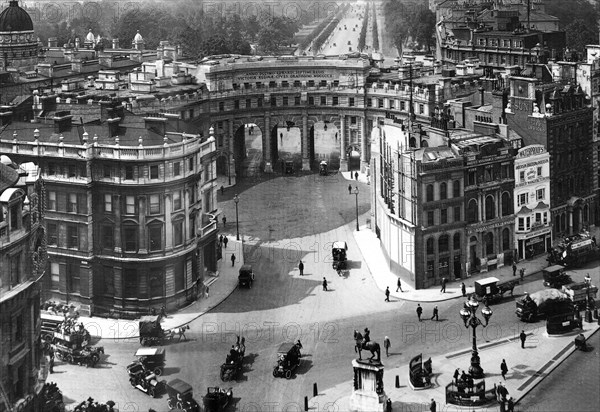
221, 338, 246, 381
139, 315, 171, 346
332, 241, 348, 272
238, 264, 255, 289
127, 362, 164, 398
132, 347, 166, 376
319, 161, 328, 176
543, 265, 572, 289
203, 387, 233, 412
284, 160, 294, 174
273, 342, 302, 379
474, 277, 519, 304
166, 379, 201, 412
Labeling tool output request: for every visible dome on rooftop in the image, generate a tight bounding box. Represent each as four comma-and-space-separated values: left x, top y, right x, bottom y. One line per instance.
0, 1, 33, 32
133, 30, 143, 42
85, 29, 95, 42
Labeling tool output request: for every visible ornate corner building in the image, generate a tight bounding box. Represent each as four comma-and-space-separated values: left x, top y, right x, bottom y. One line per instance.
0, 1, 38, 72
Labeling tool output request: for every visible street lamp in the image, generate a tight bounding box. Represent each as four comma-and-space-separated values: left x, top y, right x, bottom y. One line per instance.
233, 194, 240, 241
459, 297, 493, 379
353, 186, 360, 231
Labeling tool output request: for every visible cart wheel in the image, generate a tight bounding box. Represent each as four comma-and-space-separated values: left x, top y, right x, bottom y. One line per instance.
177, 401, 184, 410
167, 398, 176, 409
273, 367, 279, 377
285, 369, 292, 379
153, 367, 162, 376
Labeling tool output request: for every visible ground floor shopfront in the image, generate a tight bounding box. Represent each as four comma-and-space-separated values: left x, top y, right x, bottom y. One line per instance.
516, 226, 552, 260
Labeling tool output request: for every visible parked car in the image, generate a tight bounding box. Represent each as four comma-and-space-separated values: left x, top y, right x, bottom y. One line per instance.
238, 264, 255, 289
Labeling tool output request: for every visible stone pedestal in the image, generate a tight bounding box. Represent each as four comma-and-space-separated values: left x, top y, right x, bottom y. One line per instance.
349, 359, 387, 412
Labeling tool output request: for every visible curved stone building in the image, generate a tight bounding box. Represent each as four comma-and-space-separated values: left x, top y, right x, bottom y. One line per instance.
0, 0, 38, 71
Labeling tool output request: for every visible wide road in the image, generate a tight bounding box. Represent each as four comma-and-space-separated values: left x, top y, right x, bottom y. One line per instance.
316, 3, 367, 56
50, 173, 600, 411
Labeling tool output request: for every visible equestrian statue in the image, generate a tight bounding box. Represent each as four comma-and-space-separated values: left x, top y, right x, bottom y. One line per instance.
353, 328, 381, 363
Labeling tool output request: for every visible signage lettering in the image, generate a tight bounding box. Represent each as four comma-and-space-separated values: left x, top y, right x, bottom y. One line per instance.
515, 158, 548, 169
233, 69, 334, 82
517, 145, 546, 158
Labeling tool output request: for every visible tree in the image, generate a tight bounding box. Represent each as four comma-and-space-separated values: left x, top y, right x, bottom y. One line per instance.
565, 19, 597, 53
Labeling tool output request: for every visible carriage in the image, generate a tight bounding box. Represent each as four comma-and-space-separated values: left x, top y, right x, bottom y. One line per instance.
126, 362, 164, 398
139, 315, 174, 346
132, 347, 166, 376
474, 277, 519, 305
220, 339, 245, 381
273, 342, 302, 379
319, 161, 328, 176
332, 241, 348, 272
203, 387, 233, 412
166, 379, 201, 412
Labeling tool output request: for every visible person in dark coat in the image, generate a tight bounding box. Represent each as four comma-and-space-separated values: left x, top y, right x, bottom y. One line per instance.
501, 359, 508, 380
520, 330, 527, 348
453, 368, 460, 384
396, 278, 404, 292
429, 399, 436, 412
222, 216, 227, 227
461, 282, 466, 297
354, 171, 359, 180
231, 254, 236, 266
322, 277, 328, 291
512, 262, 517, 276
416, 304, 423, 321
298, 261, 304, 276
431, 305, 439, 321
385, 287, 390, 302
348, 184, 352, 194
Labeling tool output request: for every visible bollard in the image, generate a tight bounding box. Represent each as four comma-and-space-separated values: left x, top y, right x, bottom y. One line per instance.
395, 375, 400, 388
313, 382, 318, 397
304, 396, 309, 412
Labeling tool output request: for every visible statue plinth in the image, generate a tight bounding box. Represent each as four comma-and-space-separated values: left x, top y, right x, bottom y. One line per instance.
349, 359, 387, 412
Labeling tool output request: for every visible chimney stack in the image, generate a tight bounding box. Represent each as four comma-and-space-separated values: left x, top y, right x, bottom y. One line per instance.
53, 111, 73, 133
112, 38, 119, 49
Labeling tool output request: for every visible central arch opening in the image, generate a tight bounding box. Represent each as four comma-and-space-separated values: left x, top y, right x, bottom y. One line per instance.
234, 123, 263, 177
310, 120, 340, 171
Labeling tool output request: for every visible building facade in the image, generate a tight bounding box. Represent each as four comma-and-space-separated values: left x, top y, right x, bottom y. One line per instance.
0, 157, 46, 412
0, 103, 218, 317
0, 1, 38, 72
513, 144, 552, 260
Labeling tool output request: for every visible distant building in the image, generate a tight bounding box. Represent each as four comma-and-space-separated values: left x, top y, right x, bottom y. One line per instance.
0, 156, 46, 412
0, 0, 39, 72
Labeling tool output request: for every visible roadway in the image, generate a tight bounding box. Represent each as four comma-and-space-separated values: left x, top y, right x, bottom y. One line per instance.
48, 173, 600, 411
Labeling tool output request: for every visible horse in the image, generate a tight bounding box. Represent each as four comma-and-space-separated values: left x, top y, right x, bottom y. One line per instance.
353, 330, 381, 362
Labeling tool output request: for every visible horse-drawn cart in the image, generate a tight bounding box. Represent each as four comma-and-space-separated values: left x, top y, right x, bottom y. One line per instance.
474, 277, 518, 305
273, 341, 302, 379
52, 330, 103, 367
220, 338, 245, 381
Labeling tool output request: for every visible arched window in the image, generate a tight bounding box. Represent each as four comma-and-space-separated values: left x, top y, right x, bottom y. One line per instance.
485, 195, 495, 220
501, 192, 511, 216
484, 232, 494, 256
426, 184, 434, 202
440, 182, 447, 200
426, 238, 434, 255
502, 228, 510, 251
439, 235, 449, 253
467, 199, 478, 223
453, 180, 461, 197
453, 232, 461, 250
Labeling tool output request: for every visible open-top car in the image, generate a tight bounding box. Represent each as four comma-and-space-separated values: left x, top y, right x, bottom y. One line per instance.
126, 362, 164, 398
166, 379, 200, 412
133, 347, 166, 376
273, 341, 302, 379
203, 387, 233, 412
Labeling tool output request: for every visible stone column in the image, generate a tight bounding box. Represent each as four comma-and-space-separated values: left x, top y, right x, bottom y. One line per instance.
165, 193, 172, 250
340, 115, 347, 172
228, 119, 236, 180
138, 195, 147, 253
360, 116, 368, 172
568, 209, 573, 235
114, 194, 122, 253
302, 112, 310, 171
264, 114, 273, 172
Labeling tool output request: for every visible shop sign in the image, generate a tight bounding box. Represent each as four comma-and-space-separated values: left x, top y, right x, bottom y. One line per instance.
517, 145, 546, 159
525, 236, 544, 246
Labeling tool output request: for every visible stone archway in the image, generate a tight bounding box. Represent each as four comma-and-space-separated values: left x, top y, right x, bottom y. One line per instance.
346, 144, 361, 172
308, 114, 342, 171
233, 122, 263, 177
269, 114, 304, 172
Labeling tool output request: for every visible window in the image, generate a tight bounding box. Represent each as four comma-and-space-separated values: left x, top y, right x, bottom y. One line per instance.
502, 228, 510, 251
269, 81, 276, 88
453, 233, 461, 250
123, 268, 137, 298
427, 211, 434, 226
149, 194, 161, 214
519, 171, 525, 182
51, 262, 60, 290
246, 98, 251, 108
173, 162, 181, 177
349, 97, 355, 107
125, 166, 134, 180
485, 196, 495, 220
234, 100, 239, 109
150, 165, 159, 179
536, 188, 545, 200
47, 223, 57, 245
419, 104, 424, 114
484, 232, 494, 256
308, 96, 314, 105
333, 96, 338, 106
173, 191, 182, 210
148, 224, 162, 251
378, 99, 384, 108
503, 39, 511, 47
400, 101, 406, 111
518, 193, 528, 206
478, 38, 486, 46
454, 206, 461, 222
103, 165, 111, 178
149, 269, 163, 297
468, 171, 476, 186
219, 102, 224, 111
123, 226, 137, 251
307, 80, 315, 87
102, 225, 114, 249
104, 194, 112, 212
467, 199, 478, 223
535, 212, 542, 223
68, 193, 77, 213
351, 116, 357, 125
270, 96, 276, 106
426, 184, 434, 202
12, 312, 24, 344
453, 180, 460, 197
294, 96, 300, 105
426, 238, 434, 254
257, 98, 263, 107
48, 191, 56, 210
190, 213, 196, 239
67, 225, 78, 249
518, 217, 525, 231
10, 253, 21, 286
440, 182, 447, 200
537, 166, 542, 176
282, 81, 289, 88
441, 208, 448, 224
173, 219, 184, 246
174, 260, 185, 291
125, 196, 136, 214
320, 80, 327, 87
48, 163, 56, 175
283, 97, 288, 106
501, 192, 511, 216
485, 167, 493, 182
68, 165, 76, 177
438, 235, 449, 253
320, 96, 326, 105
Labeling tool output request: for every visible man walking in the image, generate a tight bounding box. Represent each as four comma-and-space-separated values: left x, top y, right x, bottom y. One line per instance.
519, 268, 525, 281
461, 282, 466, 297
219, 235, 223, 245
222, 216, 227, 228
348, 184, 352, 194
416, 304, 423, 321
519, 330, 527, 348
322, 277, 328, 291
223, 236, 229, 249
396, 278, 404, 292
385, 287, 390, 302
384, 336, 391, 357
512, 262, 517, 277
440, 277, 447, 293
453, 369, 460, 384
299, 261, 304, 276
501, 359, 508, 380
354, 171, 359, 180
231, 254, 236, 267
431, 305, 439, 321
429, 398, 436, 412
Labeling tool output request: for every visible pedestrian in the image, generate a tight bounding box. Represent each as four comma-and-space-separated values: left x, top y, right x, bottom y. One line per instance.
416, 304, 423, 321
348, 184, 352, 194
178, 325, 189, 342
519, 268, 525, 281
519, 330, 527, 348
461, 282, 466, 297
48, 351, 55, 374
512, 261, 517, 276
507, 397, 515, 412
501, 359, 508, 380
385, 287, 390, 302
231, 254, 236, 267
440, 277, 447, 293
383, 336, 391, 357
299, 261, 304, 276
222, 216, 227, 228
453, 368, 460, 384
429, 398, 436, 412
160, 305, 167, 319
205, 286, 209, 298
223, 236, 228, 248
396, 277, 404, 292
322, 277, 328, 291
220, 185, 224, 195
431, 305, 439, 321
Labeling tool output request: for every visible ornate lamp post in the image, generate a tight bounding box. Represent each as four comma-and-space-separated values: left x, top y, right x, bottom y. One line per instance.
459, 297, 493, 379
233, 194, 240, 241
353, 186, 360, 231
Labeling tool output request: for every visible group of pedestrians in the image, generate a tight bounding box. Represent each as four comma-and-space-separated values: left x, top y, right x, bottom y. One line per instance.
415, 304, 439, 321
